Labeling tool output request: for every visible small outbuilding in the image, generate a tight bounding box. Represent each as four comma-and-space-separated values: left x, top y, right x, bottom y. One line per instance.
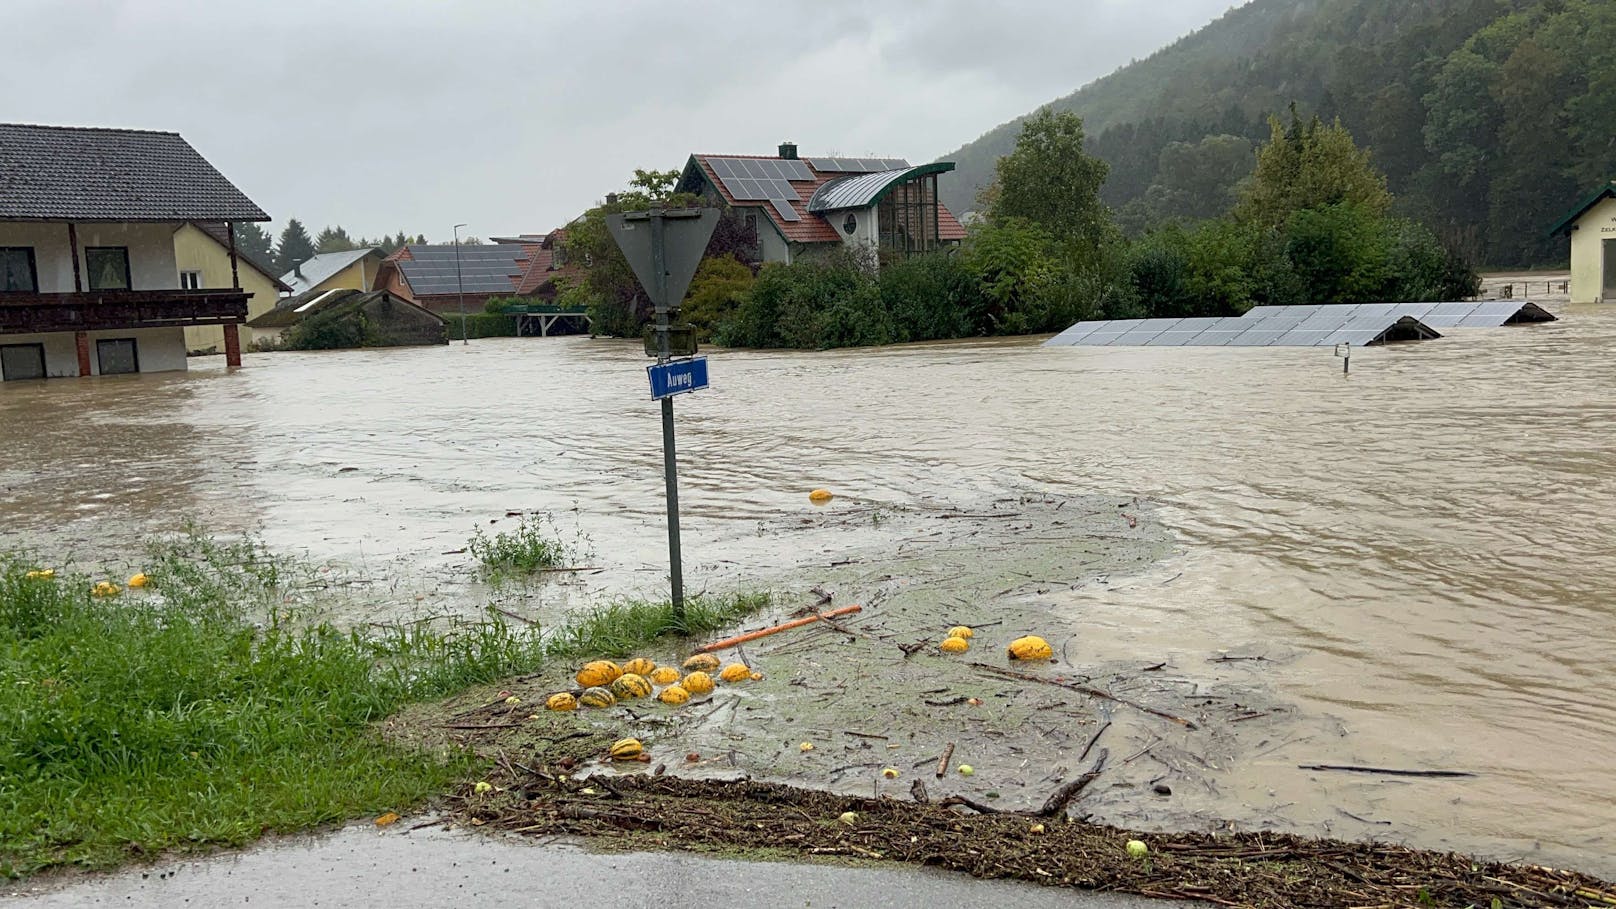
247, 289, 446, 350
1549, 181, 1616, 303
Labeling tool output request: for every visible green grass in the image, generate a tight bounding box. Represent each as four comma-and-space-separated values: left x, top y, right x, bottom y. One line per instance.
0, 532, 769, 878
468, 514, 573, 577
544, 592, 773, 659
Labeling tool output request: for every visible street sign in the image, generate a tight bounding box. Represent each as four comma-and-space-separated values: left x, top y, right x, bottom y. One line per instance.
648, 357, 709, 400
606, 209, 719, 309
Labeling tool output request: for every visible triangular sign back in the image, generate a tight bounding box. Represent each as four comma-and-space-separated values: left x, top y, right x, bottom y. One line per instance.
605, 209, 720, 309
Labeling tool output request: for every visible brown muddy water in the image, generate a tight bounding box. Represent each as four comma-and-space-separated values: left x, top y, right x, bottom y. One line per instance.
3, 292, 1613, 877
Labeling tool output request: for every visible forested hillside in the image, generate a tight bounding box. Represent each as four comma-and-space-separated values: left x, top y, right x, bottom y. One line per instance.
938, 0, 1616, 268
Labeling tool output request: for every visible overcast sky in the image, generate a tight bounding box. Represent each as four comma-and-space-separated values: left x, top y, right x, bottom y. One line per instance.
6, 0, 1236, 242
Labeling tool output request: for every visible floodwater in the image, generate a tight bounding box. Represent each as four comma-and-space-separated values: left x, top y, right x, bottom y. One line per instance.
3, 285, 1614, 876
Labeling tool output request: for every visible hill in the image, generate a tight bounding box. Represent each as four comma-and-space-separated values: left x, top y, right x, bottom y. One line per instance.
937, 0, 1616, 267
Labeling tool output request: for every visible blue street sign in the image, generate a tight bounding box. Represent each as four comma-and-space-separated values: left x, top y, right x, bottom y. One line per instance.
647, 357, 709, 400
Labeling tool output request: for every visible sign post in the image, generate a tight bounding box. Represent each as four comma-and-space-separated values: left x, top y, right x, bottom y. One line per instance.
607, 208, 719, 622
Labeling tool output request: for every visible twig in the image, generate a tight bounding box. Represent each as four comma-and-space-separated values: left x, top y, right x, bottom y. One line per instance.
968, 662, 1198, 729
1077, 719, 1112, 763
1298, 764, 1476, 779
938, 794, 1003, 814
490, 605, 536, 625
1039, 748, 1109, 817
936, 742, 955, 778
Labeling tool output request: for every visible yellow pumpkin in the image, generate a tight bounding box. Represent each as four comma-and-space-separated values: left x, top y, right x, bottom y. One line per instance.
610, 673, 653, 699
658, 685, 691, 705
719, 663, 751, 683
650, 666, 681, 686
575, 660, 623, 688
681, 671, 715, 695
809, 488, 834, 504
947, 625, 974, 639
609, 738, 644, 760
939, 636, 970, 654
622, 657, 657, 677
128, 572, 150, 589
578, 686, 617, 709
91, 581, 120, 598
24, 569, 54, 581
1007, 635, 1054, 661
545, 692, 578, 711
682, 653, 721, 672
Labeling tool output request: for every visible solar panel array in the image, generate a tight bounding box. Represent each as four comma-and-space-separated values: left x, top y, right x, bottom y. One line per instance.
1240, 300, 1555, 328
805, 156, 910, 173
706, 157, 814, 222
1044, 312, 1438, 348
398, 246, 524, 295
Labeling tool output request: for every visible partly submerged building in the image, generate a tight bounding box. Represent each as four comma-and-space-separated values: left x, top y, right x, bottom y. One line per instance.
373, 232, 580, 313
673, 143, 968, 264
173, 222, 290, 354
246, 289, 445, 349
279, 247, 386, 300
1549, 182, 1616, 303
0, 123, 268, 380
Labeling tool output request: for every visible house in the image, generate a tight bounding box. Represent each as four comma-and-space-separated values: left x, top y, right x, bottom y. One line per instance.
672, 142, 968, 265
246, 289, 445, 349
0, 123, 267, 380
373, 234, 581, 313
1549, 182, 1616, 303
173, 222, 291, 354
279, 247, 386, 299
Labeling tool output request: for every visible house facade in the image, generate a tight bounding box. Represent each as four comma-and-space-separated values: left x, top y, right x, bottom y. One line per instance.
1550, 182, 1616, 303
0, 124, 267, 380
173, 222, 290, 354
672, 143, 968, 266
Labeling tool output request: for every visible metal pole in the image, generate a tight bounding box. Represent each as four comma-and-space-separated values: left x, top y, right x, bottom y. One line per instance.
453, 223, 468, 345
651, 210, 684, 622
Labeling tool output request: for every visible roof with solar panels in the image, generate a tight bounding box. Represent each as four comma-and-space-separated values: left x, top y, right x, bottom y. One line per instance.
675, 143, 969, 246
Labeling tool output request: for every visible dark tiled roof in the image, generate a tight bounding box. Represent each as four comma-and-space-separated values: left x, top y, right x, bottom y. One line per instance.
0, 123, 268, 222
191, 222, 291, 291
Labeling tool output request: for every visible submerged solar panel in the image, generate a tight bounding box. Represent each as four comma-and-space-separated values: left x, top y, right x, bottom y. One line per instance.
1242, 300, 1555, 328
1044, 311, 1441, 348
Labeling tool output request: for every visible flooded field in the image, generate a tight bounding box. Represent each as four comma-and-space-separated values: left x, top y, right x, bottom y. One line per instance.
3, 286, 1613, 876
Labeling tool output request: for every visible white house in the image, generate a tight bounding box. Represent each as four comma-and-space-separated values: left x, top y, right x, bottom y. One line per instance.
0, 123, 268, 380
672, 143, 967, 265
1549, 181, 1616, 304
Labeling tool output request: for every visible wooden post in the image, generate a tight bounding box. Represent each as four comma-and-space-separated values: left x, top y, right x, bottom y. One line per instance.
226, 222, 240, 289
74, 331, 91, 376
223, 323, 242, 368
67, 223, 82, 292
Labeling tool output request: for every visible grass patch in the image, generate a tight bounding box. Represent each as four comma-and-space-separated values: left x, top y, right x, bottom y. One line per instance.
468, 514, 572, 577
0, 533, 770, 878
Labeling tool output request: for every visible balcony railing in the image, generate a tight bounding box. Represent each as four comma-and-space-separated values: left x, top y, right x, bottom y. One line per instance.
0, 289, 249, 335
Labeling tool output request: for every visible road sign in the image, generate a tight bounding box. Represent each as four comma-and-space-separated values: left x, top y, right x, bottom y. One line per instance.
643, 323, 698, 358
648, 357, 709, 400
606, 209, 719, 310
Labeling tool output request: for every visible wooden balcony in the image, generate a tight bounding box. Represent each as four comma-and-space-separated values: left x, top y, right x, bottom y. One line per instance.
0, 289, 249, 335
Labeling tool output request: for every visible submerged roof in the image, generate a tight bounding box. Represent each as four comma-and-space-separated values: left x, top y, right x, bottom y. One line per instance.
248, 289, 441, 329
1045, 312, 1440, 348
1548, 182, 1616, 237
1242, 300, 1556, 328
0, 123, 269, 222
807, 163, 956, 212
280, 247, 383, 296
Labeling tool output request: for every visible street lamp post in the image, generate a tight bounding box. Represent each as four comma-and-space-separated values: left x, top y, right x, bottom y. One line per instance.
453, 223, 468, 345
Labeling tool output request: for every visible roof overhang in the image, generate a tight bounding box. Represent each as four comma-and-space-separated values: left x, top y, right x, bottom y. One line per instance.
1548, 183, 1616, 237
806, 162, 955, 213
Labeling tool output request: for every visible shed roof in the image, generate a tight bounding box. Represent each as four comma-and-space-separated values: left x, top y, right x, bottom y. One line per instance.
1548, 182, 1616, 237
279, 247, 383, 296
806, 163, 957, 212
0, 123, 268, 222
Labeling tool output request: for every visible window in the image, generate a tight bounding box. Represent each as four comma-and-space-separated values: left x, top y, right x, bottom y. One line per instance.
0, 344, 46, 380
843, 213, 858, 235
85, 247, 131, 291
179, 270, 202, 290
0, 247, 37, 292
96, 338, 139, 375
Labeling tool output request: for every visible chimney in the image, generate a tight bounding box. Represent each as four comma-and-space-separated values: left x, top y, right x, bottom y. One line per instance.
605, 193, 619, 205
778, 141, 798, 160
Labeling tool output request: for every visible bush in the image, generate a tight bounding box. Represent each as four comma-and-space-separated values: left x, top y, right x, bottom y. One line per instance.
467, 515, 571, 578
683, 255, 754, 342
282, 307, 368, 350
443, 312, 518, 339
878, 253, 979, 342
717, 249, 889, 349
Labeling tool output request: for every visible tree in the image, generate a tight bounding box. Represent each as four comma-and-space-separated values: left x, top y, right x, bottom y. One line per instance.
986, 107, 1114, 253
231, 222, 274, 263
275, 219, 315, 274
314, 225, 357, 254
1235, 110, 1392, 229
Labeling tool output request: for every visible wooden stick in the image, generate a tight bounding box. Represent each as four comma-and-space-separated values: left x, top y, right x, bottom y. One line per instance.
936, 742, 955, 778
1298, 764, 1476, 779
968, 662, 1198, 730
697, 605, 863, 652
1039, 748, 1109, 817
